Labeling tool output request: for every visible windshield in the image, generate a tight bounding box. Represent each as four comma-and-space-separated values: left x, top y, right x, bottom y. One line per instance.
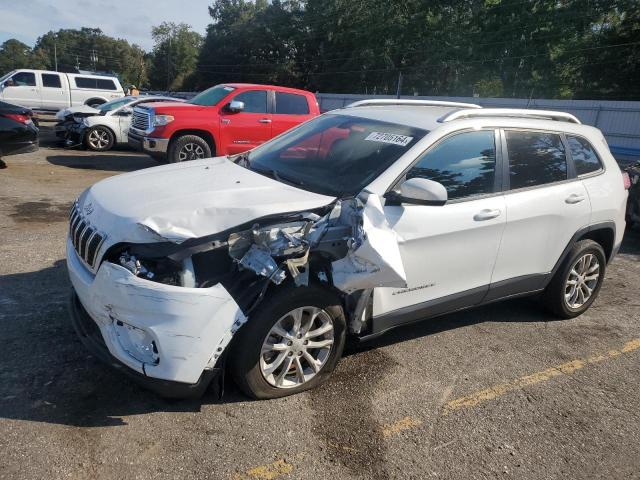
98, 97, 133, 112
0, 70, 16, 84
243, 114, 427, 197
189, 85, 235, 106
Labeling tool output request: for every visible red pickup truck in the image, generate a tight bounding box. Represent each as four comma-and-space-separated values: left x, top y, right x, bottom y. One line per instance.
128, 84, 320, 163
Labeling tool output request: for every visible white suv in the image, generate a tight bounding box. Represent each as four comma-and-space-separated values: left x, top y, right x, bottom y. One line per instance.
66, 100, 628, 399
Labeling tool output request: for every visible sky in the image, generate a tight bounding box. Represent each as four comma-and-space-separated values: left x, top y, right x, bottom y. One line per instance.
0, 0, 212, 51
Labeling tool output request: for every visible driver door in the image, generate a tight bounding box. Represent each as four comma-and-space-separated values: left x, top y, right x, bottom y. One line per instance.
219, 90, 272, 155
372, 129, 506, 320
2, 72, 40, 109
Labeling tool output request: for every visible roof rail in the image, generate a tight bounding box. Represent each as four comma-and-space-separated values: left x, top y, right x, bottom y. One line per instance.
438, 108, 581, 124
346, 99, 482, 109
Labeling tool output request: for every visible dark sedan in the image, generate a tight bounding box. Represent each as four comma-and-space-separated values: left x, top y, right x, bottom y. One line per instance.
0, 100, 38, 160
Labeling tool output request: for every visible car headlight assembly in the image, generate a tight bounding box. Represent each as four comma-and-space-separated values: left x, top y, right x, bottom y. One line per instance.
152, 114, 174, 127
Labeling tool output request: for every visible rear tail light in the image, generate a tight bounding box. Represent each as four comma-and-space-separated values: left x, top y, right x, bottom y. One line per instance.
622, 172, 631, 189
2, 113, 31, 124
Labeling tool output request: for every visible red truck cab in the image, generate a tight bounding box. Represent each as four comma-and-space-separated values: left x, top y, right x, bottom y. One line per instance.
128, 84, 320, 163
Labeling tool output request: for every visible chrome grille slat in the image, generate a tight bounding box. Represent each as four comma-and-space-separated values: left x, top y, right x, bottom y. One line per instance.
68, 202, 106, 268
132, 108, 150, 131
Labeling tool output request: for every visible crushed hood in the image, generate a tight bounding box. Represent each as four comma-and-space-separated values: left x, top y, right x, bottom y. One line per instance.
56, 105, 99, 120
80, 156, 336, 244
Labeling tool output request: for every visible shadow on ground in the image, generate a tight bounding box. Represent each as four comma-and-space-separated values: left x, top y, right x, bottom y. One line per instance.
0, 230, 638, 428
46, 153, 158, 173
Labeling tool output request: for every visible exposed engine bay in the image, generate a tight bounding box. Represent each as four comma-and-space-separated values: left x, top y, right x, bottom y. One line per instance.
110, 193, 407, 338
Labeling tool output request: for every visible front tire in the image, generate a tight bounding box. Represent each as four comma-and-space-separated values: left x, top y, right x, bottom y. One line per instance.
168, 135, 212, 163
85, 126, 115, 151
543, 239, 606, 318
229, 284, 346, 399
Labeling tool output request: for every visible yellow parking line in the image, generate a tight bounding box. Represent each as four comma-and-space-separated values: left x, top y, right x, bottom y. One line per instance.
382, 416, 423, 437
444, 338, 640, 414
232, 459, 293, 480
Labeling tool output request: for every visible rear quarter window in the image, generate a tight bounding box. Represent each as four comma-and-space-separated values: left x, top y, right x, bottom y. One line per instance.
74, 77, 117, 90
275, 92, 310, 115
567, 135, 603, 176
506, 131, 568, 190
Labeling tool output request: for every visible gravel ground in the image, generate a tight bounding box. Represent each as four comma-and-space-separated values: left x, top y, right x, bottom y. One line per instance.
1, 126, 639, 480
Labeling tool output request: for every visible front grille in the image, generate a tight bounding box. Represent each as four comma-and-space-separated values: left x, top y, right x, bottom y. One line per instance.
132, 108, 150, 131
69, 203, 106, 268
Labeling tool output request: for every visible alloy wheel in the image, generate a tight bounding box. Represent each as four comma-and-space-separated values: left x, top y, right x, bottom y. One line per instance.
260, 306, 334, 389
564, 253, 600, 309
88, 129, 109, 149
178, 143, 205, 161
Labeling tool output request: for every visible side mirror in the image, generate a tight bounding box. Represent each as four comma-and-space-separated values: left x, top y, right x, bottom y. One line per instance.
385, 177, 448, 206
4, 79, 15, 87
118, 107, 133, 116
228, 100, 245, 113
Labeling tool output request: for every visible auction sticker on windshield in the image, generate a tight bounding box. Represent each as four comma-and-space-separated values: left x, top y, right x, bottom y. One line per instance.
365, 132, 414, 147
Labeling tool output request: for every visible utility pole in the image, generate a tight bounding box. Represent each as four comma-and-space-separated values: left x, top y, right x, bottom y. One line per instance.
166, 36, 172, 91
396, 71, 403, 98
54, 40, 58, 72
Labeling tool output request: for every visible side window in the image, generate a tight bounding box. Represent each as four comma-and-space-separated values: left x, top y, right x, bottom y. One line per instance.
232, 90, 267, 114
11, 72, 36, 87
567, 135, 603, 176
96, 79, 117, 90
42, 73, 62, 88
75, 77, 97, 89
506, 131, 567, 190
275, 92, 310, 115
406, 130, 496, 200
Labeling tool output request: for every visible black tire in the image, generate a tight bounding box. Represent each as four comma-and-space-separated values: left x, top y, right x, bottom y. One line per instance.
543, 239, 606, 319
86, 99, 106, 108
229, 284, 346, 399
84, 126, 115, 151
168, 135, 212, 163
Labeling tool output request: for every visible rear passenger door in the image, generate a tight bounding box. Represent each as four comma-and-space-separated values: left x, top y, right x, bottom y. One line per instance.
272, 91, 313, 137
489, 130, 591, 295
39, 72, 66, 111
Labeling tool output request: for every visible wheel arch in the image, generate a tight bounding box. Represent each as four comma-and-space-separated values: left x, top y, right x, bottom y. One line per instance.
84, 97, 107, 106
551, 222, 616, 279
169, 129, 216, 155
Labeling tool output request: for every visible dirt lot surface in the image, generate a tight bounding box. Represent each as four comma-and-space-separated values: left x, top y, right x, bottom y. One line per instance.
1, 126, 640, 480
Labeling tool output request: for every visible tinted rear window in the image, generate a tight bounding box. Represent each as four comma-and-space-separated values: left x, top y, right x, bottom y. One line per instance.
567, 135, 603, 176
74, 77, 117, 90
42, 73, 62, 88
506, 131, 568, 190
275, 92, 310, 114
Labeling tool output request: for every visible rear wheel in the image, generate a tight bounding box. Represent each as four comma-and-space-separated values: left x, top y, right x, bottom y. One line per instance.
543, 239, 606, 318
85, 126, 115, 151
229, 285, 346, 399
168, 135, 212, 163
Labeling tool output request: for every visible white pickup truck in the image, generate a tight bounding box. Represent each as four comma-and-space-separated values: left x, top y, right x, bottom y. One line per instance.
0, 69, 124, 112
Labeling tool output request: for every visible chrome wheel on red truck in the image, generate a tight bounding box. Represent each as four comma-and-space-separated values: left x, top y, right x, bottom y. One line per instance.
168, 135, 212, 163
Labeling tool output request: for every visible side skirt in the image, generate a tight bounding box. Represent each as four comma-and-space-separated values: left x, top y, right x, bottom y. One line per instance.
362, 273, 550, 342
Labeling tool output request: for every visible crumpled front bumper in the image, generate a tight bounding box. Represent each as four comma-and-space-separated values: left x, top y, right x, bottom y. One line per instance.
66, 238, 246, 393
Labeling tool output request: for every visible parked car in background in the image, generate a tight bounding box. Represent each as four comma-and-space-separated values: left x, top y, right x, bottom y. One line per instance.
56, 95, 184, 151
0, 69, 124, 112
128, 84, 320, 163
0, 100, 38, 160
69, 100, 627, 399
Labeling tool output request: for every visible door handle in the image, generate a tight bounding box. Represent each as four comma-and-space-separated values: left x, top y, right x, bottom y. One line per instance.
221, 119, 230, 124
565, 193, 585, 204
258, 118, 271, 124
474, 209, 501, 221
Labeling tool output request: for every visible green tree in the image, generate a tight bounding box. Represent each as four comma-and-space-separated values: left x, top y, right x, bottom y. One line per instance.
148, 22, 202, 90
0, 39, 45, 73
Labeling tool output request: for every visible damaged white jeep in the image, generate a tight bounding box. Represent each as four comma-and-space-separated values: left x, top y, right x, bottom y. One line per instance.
67, 99, 627, 399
